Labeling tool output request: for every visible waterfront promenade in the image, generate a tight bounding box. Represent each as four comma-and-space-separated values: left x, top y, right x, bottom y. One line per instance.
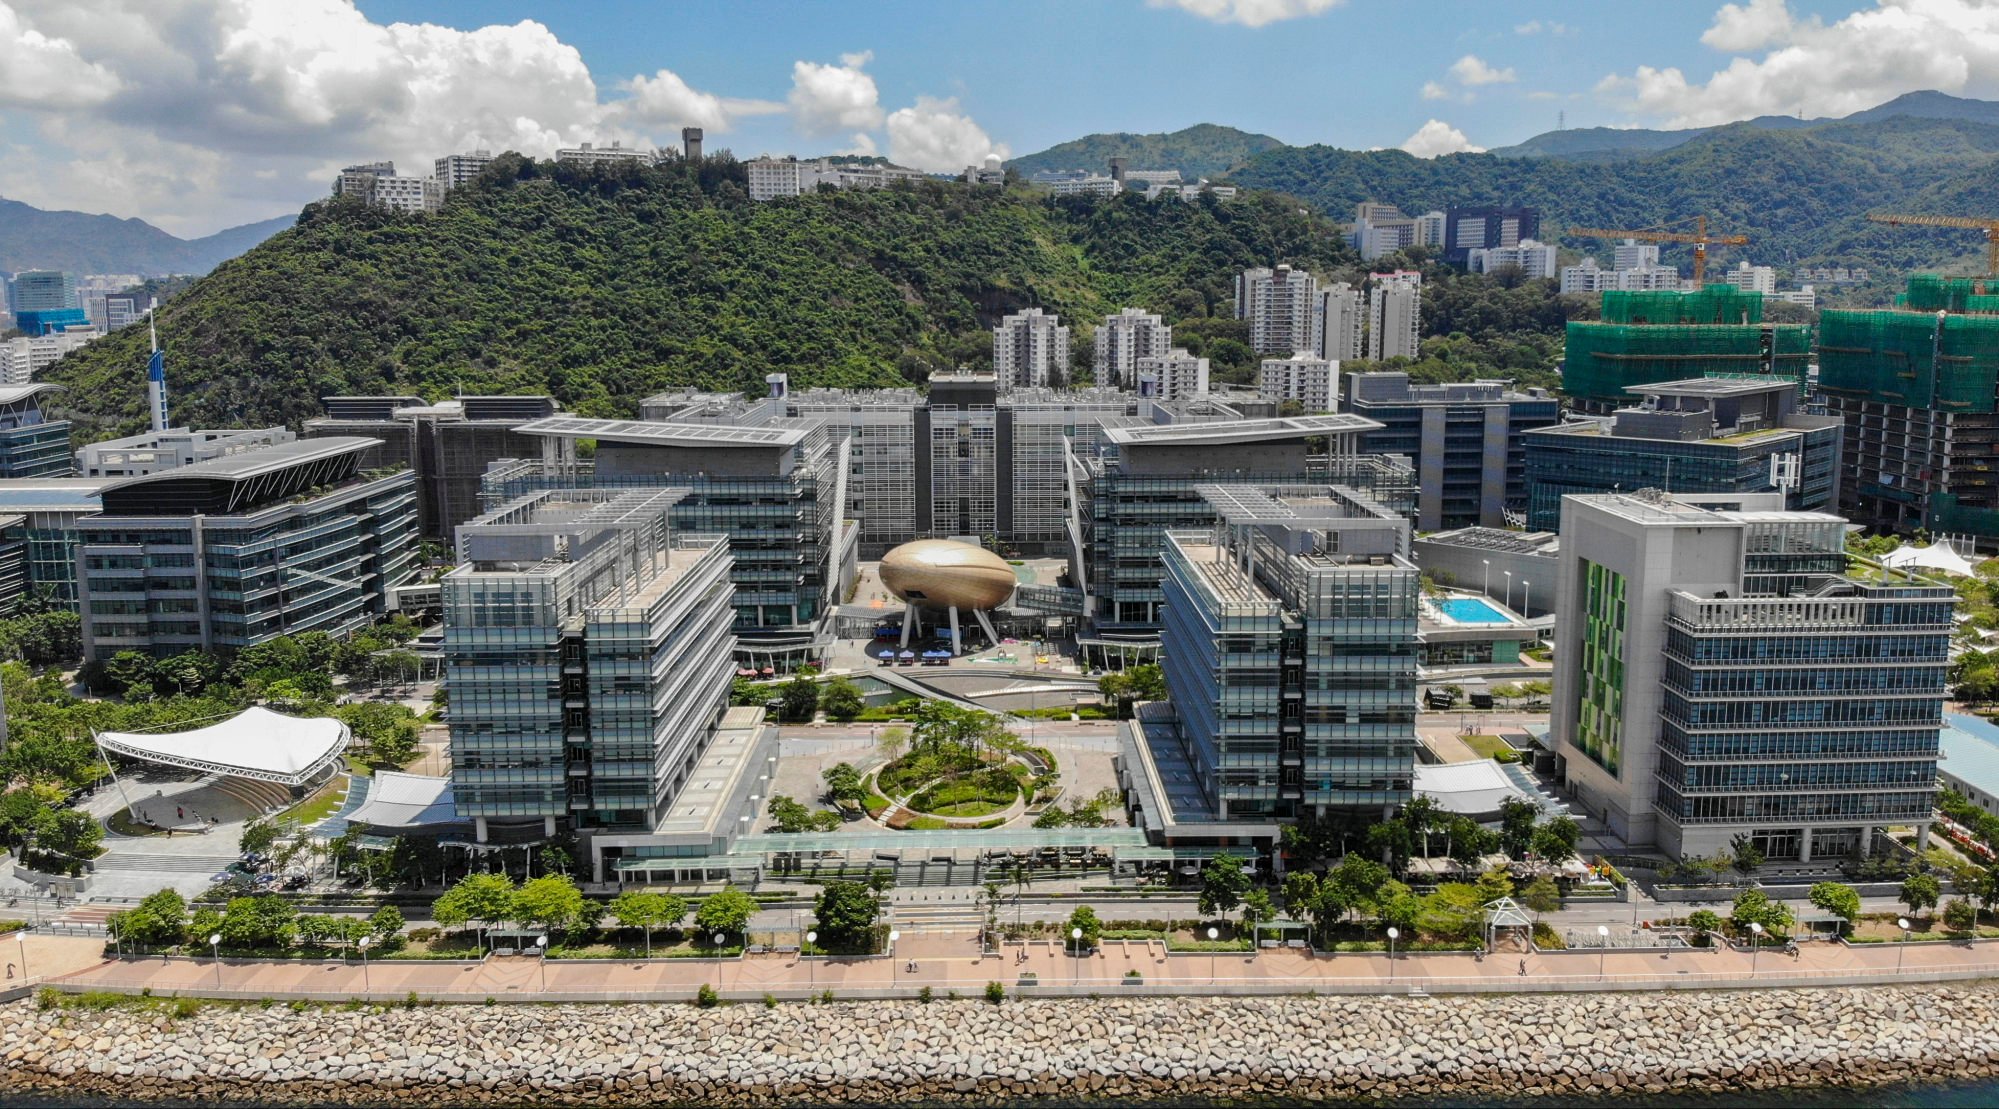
32, 925, 1999, 1002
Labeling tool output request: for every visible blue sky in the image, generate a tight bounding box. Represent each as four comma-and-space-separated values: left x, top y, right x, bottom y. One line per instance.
2, 0, 1995, 235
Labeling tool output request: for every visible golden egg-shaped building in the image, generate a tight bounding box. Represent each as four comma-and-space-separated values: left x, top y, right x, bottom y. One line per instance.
879, 540, 1017, 611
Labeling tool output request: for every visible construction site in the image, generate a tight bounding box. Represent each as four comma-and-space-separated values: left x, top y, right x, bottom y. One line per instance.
1562, 286, 1812, 414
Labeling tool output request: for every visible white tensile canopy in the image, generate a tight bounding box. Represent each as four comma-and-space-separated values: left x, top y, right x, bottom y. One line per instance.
346, 771, 464, 831
95, 706, 349, 787
1882, 542, 1978, 577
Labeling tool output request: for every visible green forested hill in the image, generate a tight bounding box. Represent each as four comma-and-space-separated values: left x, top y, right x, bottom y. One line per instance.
1006, 124, 1284, 181
1234, 118, 1999, 276
43, 155, 1353, 438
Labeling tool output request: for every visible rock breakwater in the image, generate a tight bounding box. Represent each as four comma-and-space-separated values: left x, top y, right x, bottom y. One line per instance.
5, 985, 1999, 1105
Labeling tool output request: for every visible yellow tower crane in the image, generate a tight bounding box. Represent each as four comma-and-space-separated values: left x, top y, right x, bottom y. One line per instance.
1865, 212, 1999, 280
1562, 216, 1750, 288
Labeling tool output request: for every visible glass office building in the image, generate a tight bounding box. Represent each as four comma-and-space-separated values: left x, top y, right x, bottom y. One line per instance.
1153, 485, 1419, 826
0, 384, 73, 478
443, 488, 735, 840
74, 438, 418, 660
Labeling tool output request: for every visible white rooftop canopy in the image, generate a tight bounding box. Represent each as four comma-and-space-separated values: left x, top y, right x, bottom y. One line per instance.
96, 706, 348, 787
346, 771, 464, 830
1414, 760, 1530, 816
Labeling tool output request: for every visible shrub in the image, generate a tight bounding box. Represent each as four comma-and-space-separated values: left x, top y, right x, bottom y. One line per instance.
762, 993, 778, 1009
407, 927, 440, 943
35, 987, 57, 1010
170, 996, 201, 1019
984, 981, 1005, 1004
917, 985, 934, 1004
819, 989, 835, 1004
1944, 898, 1980, 932
694, 984, 721, 1008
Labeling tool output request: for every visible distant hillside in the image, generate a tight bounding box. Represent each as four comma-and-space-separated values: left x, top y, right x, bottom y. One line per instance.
1491, 89, 1999, 161
1006, 124, 1283, 181
0, 199, 295, 276
1233, 115, 1999, 274
43, 155, 1354, 439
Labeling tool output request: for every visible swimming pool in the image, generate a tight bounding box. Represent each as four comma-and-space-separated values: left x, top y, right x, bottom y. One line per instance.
1434, 597, 1513, 624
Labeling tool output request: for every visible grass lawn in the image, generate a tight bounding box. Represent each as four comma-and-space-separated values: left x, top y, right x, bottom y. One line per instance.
1849, 914, 1999, 942
276, 775, 348, 827
1461, 734, 1514, 759
105, 810, 170, 837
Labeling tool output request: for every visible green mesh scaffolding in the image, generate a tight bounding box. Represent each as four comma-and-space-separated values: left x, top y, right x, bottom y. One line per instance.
1820, 279, 1999, 414
1598, 286, 1768, 326
1894, 274, 1999, 314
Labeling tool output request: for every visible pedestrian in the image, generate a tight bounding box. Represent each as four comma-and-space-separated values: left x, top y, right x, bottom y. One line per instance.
176, 806, 184, 820
1518, 958, 1527, 976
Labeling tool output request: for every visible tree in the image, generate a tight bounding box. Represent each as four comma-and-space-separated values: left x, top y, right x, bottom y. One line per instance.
821, 762, 866, 804
1686, 909, 1723, 942
367, 905, 405, 946
1900, 872, 1943, 918
217, 893, 296, 951
766, 793, 841, 833
1376, 880, 1422, 933
1416, 883, 1486, 942
1281, 872, 1320, 924
1807, 881, 1861, 931
31, 808, 104, 864
909, 701, 1011, 755
694, 886, 757, 941
1446, 816, 1495, 871
1943, 897, 1980, 932
1496, 797, 1541, 859
1472, 866, 1514, 906
778, 676, 819, 722
511, 875, 587, 935
336, 701, 421, 767
815, 880, 882, 948
1728, 833, 1766, 876
1324, 854, 1389, 919
608, 890, 686, 956
1519, 874, 1562, 919
1529, 816, 1580, 863
1197, 852, 1252, 917
1240, 889, 1275, 941
1729, 889, 1794, 936
431, 872, 517, 946
819, 678, 863, 722
1067, 904, 1101, 949
112, 888, 188, 948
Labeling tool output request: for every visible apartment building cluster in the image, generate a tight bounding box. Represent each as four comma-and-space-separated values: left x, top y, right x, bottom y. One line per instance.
1025, 161, 1237, 203
745, 156, 930, 201
1559, 240, 1687, 294
333, 131, 709, 214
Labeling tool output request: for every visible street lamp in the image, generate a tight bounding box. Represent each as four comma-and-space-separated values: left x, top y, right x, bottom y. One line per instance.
888, 929, 900, 959
1503, 571, 1513, 611
1207, 925, 1220, 985
357, 935, 372, 992
1482, 560, 1490, 596
15, 931, 27, 983
1596, 924, 1609, 980
536, 934, 549, 992
1898, 917, 1911, 973
1386, 926, 1399, 981
805, 930, 817, 990
209, 932, 222, 990
1522, 580, 1531, 619
1748, 921, 1764, 976
1072, 927, 1084, 984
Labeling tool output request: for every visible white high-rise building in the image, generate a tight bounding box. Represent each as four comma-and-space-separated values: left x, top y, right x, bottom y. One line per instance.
1415, 210, 1446, 248
1468, 239, 1559, 279
1317, 283, 1363, 362
1368, 271, 1422, 362
434, 150, 495, 192
1134, 348, 1209, 401
1093, 308, 1172, 388
746, 156, 927, 200
1714, 260, 1777, 295
1235, 264, 1323, 355
992, 308, 1070, 390
1560, 259, 1615, 294
1257, 352, 1339, 413
1612, 239, 1661, 271
331, 161, 438, 214
555, 141, 650, 169
0, 329, 98, 385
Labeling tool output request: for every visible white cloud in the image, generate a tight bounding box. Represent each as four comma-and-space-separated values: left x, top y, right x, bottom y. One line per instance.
1145, 0, 1345, 29
1449, 55, 1517, 86
1515, 20, 1571, 36
1701, 0, 1806, 52
620, 68, 781, 131
0, 0, 783, 235
0, 1, 120, 107
885, 95, 1008, 171
1600, 0, 1999, 128
1420, 81, 1451, 101
1399, 119, 1484, 158
788, 52, 884, 136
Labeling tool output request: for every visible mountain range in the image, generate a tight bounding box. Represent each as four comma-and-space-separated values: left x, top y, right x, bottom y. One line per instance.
0, 199, 294, 277
1010, 91, 1999, 276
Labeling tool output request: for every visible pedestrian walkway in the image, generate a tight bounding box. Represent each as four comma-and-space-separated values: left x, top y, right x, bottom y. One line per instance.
43, 924, 1999, 1004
